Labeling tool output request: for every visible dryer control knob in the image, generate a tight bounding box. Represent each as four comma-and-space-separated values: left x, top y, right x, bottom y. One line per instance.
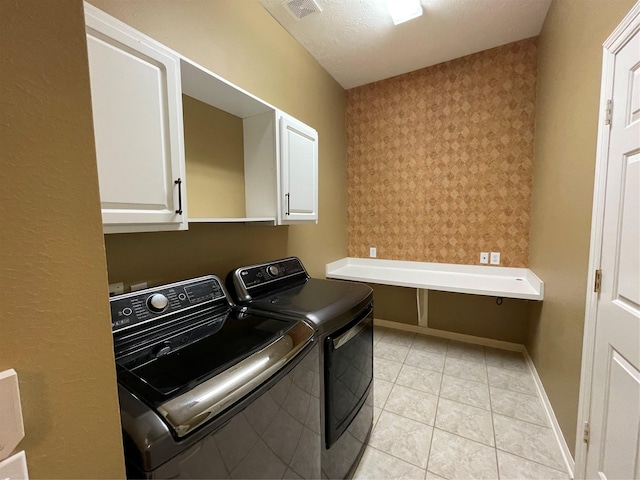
147, 293, 169, 313
154, 342, 171, 357
266, 265, 280, 277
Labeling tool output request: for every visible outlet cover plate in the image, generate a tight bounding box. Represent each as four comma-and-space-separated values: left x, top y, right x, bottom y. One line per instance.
0, 450, 29, 479
108, 282, 124, 296
490, 252, 501, 265
480, 252, 489, 264
130, 282, 148, 292
0, 370, 24, 462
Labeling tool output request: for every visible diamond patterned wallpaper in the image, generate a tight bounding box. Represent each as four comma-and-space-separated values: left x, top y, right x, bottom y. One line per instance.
346, 38, 537, 267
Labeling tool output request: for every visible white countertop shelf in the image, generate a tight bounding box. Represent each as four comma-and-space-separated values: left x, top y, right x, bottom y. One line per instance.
188, 217, 277, 225
326, 257, 544, 301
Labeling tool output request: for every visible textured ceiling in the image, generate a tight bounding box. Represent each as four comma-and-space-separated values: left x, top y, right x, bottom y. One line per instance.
259, 0, 552, 89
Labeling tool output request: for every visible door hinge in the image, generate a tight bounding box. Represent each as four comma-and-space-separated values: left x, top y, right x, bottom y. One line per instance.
594, 269, 602, 293
583, 421, 590, 444
605, 99, 613, 125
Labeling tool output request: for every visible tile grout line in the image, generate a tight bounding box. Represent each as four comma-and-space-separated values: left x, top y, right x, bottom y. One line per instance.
364, 444, 428, 473
494, 446, 571, 476
423, 334, 444, 477
373, 330, 568, 479
490, 403, 553, 429
486, 347, 501, 480
422, 338, 449, 479
380, 394, 507, 451
375, 332, 432, 474
438, 375, 491, 412
377, 340, 545, 423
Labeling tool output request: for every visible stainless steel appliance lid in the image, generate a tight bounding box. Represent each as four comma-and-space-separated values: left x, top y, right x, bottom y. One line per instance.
247, 277, 371, 316
237, 280, 373, 335
226, 258, 373, 334
116, 310, 302, 401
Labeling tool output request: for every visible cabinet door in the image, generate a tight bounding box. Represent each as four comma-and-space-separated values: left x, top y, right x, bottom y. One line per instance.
85, 6, 187, 233
279, 114, 318, 223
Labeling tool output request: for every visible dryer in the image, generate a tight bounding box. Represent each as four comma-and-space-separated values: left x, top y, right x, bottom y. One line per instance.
227, 257, 374, 479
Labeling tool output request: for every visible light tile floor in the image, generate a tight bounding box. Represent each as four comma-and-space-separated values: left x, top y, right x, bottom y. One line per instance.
353, 326, 571, 480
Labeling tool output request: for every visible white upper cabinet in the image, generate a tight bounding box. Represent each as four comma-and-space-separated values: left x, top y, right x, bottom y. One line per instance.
84, 3, 319, 229
85, 4, 187, 233
279, 114, 318, 224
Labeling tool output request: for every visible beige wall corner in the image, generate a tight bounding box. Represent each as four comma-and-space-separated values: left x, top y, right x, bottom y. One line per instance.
0, 0, 124, 477
527, 0, 637, 456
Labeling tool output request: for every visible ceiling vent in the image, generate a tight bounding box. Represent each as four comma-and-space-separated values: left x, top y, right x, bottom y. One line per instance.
282, 0, 322, 20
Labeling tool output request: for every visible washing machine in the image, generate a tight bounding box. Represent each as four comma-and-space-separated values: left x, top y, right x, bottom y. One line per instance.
110, 275, 321, 478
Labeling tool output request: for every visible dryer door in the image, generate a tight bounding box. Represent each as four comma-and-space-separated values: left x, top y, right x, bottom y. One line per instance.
324, 304, 373, 448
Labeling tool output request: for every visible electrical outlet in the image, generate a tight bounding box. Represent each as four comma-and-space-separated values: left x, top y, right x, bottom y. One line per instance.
108, 282, 124, 296
0, 451, 28, 479
490, 252, 501, 265
369, 247, 377, 258
480, 252, 489, 264
130, 282, 148, 292
0, 370, 24, 462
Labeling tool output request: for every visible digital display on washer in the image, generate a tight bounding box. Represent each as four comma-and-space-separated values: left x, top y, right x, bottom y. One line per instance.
184, 281, 222, 303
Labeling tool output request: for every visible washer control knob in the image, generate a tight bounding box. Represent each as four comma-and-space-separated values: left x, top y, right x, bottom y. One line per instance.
147, 293, 169, 313
266, 265, 280, 277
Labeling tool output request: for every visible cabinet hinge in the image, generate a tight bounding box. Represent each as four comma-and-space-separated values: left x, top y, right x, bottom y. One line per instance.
583, 421, 590, 444
594, 269, 602, 293
605, 99, 613, 125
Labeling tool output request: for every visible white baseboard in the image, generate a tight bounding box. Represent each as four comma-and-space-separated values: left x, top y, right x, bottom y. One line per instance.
522, 349, 576, 479
375, 317, 523, 351
377, 318, 575, 479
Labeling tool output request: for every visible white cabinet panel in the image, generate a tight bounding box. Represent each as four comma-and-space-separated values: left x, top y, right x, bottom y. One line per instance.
85, 5, 187, 233
244, 111, 278, 220
279, 114, 318, 223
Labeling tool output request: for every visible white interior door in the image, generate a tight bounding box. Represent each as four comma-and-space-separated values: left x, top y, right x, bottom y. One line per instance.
583, 7, 640, 479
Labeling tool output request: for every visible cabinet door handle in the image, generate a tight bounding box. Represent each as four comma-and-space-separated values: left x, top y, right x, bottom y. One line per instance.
175, 178, 183, 215
285, 193, 290, 216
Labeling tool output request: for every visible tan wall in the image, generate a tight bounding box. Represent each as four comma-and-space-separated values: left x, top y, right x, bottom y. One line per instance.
87, 0, 348, 284
527, 0, 636, 456
372, 285, 529, 344
346, 39, 538, 267
0, 0, 125, 477
369, 284, 418, 325
183, 96, 246, 219
428, 292, 529, 344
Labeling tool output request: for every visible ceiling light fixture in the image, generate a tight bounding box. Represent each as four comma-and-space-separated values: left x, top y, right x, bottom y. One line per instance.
387, 0, 423, 25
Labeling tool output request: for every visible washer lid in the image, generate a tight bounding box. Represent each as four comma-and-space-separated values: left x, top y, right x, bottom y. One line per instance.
117, 310, 299, 400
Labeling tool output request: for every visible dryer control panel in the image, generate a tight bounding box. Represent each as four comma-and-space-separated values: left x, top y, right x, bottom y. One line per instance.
227, 257, 309, 302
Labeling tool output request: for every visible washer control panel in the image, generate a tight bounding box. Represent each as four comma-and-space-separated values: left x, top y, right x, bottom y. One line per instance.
110, 275, 227, 332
